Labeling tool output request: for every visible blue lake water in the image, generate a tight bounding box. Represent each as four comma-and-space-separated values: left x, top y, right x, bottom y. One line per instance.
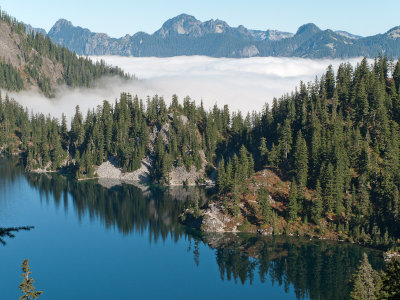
0, 159, 383, 299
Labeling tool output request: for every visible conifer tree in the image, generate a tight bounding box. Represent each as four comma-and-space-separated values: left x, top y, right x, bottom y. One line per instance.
216, 158, 226, 194
355, 79, 369, 123
350, 253, 378, 300
393, 186, 399, 220
232, 185, 240, 217
248, 153, 255, 178
325, 65, 335, 99
238, 145, 249, 183
257, 187, 272, 224
379, 257, 400, 299
293, 130, 308, 188
288, 179, 298, 221
311, 181, 323, 224
19, 259, 43, 300
279, 119, 292, 162
258, 137, 268, 166
321, 163, 335, 213
358, 174, 371, 217
346, 185, 355, 222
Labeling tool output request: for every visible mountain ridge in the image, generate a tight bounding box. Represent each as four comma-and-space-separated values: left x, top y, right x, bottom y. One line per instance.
40, 14, 400, 58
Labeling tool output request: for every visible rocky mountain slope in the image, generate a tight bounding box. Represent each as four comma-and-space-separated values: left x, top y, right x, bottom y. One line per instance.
182, 166, 340, 244
0, 10, 128, 96
46, 13, 400, 58
0, 16, 61, 93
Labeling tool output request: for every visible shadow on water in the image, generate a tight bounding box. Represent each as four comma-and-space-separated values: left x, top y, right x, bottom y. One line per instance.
1, 158, 385, 300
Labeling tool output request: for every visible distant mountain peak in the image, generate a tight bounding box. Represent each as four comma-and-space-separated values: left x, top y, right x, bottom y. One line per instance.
171, 13, 197, 20
46, 14, 400, 59
386, 26, 400, 39
163, 13, 199, 27
48, 19, 75, 36
296, 23, 321, 35
155, 14, 202, 37
54, 18, 73, 28
154, 14, 234, 37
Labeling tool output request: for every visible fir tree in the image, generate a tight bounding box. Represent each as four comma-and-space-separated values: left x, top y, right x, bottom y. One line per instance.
288, 179, 298, 221
257, 187, 272, 224
350, 253, 378, 300
19, 259, 43, 300
293, 130, 308, 188
258, 137, 268, 166
379, 257, 400, 299
216, 158, 226, 194
311, 181, 323, 224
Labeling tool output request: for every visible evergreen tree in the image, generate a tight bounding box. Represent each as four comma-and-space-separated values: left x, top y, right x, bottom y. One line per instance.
293, 130, 308, 188
19, 259, 43, 300
350, 253, 378, 300
258, 137, 268, 166
358, 174, 371, 217
279, 119, 292, 162
321, 163, 335, 213
257, 187, 272, 224
232, 185, 240, 217
216, 158, 226, 194
288, 179, 298, 221
311, 181, 323, 224
379, 257, 400, 299
325, 65, 335, 99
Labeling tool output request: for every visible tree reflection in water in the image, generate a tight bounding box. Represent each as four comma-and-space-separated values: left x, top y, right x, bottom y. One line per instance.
203, 233, 384, 300
2, 159, 385, 300
24, 171, 208, 242
0, 226, 34, 245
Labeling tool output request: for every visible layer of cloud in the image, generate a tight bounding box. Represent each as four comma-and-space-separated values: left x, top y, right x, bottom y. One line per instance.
7, 56, 365, 122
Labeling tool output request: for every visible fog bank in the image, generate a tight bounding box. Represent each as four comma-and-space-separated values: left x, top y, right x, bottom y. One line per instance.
8, 56, 365, 121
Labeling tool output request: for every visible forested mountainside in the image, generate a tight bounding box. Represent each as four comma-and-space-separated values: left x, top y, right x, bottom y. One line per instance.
0, 10, 128, 96
2, 55, 400, 249
46, 14, 400, 58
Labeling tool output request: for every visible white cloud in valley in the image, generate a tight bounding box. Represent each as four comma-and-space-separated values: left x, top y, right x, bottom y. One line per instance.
7, 56, 365, 121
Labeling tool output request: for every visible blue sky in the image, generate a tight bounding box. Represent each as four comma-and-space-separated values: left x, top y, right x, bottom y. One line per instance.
1, 0, 398, 38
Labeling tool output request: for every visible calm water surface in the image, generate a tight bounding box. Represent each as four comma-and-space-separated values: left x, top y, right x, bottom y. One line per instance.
0, 159, 383, 299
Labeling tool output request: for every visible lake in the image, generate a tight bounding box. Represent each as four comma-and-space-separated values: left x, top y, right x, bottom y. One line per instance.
0, 159, 384, 299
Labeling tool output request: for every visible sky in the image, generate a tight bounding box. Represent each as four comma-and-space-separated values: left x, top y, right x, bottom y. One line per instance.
0, 0, 399, 38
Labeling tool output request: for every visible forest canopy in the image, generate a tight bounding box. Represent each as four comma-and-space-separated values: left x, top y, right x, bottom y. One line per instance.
1, 55, 400, 249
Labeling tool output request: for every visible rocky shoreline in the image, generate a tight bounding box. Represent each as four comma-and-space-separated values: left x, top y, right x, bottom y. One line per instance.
27, 154, 215, 190
93, 154, 215, 188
